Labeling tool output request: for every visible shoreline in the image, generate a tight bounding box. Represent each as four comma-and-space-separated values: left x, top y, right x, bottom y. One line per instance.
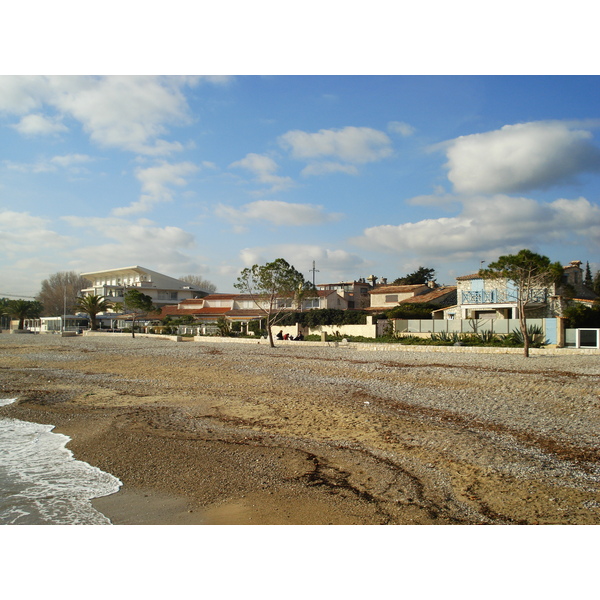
92, 488, 207, 525
2, 334, 599, 525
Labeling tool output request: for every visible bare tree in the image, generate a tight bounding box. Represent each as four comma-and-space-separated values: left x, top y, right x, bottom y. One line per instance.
178, 274, 217, 294
36, 271, 90, 316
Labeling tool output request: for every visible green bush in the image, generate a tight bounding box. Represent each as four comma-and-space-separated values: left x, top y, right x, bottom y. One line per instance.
280, 309, 369, 327
386, 304, 440, 320
564, 303, 600, 328
431, 331, 462, 344
507, 324, 546, 347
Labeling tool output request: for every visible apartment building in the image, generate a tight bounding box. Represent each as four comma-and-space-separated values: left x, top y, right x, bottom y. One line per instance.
80, 266, 210, 308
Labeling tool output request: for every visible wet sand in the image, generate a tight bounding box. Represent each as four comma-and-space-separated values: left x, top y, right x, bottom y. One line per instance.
1, 334, 599, 525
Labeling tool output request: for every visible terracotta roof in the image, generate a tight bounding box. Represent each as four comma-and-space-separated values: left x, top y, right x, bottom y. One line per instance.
177, 298, 206, 305
226, 309, 266, 318
399, 287, 457, 304
202, 293, 240, 300
369, 284, 428, 294
571, 298, 599, 305
159, 305, 230, 318
431, 304, 459, 313
455, 274, 482, 281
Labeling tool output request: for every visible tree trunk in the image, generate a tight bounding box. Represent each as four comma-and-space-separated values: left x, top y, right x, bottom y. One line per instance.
522, 321, 530, 357
267, 324, 275, 348
518, 302, 529, 358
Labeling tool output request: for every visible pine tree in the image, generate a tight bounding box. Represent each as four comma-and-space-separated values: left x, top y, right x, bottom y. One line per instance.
584, 262, 593, 288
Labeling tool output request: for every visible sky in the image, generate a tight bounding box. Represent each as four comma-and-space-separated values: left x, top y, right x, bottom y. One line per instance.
1, 74, 600, 298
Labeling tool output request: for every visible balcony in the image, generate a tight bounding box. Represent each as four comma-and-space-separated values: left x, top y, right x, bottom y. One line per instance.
461, 289, 547, 304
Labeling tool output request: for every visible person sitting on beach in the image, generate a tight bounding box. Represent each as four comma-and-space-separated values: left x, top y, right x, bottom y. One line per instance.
295, 333, 304, 341
283, 333, 289, 340
276, 330, 283, 340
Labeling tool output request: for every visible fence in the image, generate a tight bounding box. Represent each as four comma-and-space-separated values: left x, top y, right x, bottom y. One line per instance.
565, 328, 600, 349
178, 319, 598, 348
393, 318, 559, 345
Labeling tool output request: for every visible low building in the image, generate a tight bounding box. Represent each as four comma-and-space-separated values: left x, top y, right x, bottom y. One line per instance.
159, 294, 265, 334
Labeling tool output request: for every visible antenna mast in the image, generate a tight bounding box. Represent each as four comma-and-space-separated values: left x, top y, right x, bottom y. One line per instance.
309, 261, 320, 287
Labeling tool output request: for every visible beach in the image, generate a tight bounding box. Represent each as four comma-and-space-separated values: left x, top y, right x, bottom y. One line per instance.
1, 333, 599, 525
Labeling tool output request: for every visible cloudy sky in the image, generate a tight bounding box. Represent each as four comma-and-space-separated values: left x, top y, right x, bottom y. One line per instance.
2, 74, 600, 296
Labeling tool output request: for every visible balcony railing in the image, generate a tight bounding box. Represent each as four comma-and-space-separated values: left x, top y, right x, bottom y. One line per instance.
461, 289, 547, 304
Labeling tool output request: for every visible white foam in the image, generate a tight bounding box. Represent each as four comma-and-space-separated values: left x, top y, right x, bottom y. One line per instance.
0, 399, 122, 525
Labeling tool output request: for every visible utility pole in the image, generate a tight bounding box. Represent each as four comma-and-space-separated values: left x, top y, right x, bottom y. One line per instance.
63, 286, 67, 332
309, 261, 319, 287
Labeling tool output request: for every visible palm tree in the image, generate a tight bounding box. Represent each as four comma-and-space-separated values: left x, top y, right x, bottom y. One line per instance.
8, 299, 43, 330
75, 295, 113, 331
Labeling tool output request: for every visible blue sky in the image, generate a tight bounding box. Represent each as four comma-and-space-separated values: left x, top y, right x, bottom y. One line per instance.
2, 74, 600, 296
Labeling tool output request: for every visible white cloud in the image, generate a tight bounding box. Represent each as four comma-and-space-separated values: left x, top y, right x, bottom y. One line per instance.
279, 126, 393, 164
4, 160, 57, 174
112, 161, 199, 216
215, 200, 342, 230
63, 216, 194, 246
405, 191, 460, 211
0, 75, 50, 114
51, 76, 190, 155
441, 121, 600, 194
239, 244, 369, 281
354, 195, 600, 262
3, 153, 94, 174
50, 154, 94, 167
229, 153, 293, 192
61, 216, 199, 274
548, 196, 600, 236
388, 121, 416, 136
0, 210, 72, 258
12, 113, 68, 135
300, 162, 359, 177
0, 75, 229, 156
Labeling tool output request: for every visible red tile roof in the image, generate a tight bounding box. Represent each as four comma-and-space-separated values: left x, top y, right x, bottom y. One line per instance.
369, 284, 429, 294
400, 287, 457, 304
455, 274, 481, 281
159, 305, 230, 318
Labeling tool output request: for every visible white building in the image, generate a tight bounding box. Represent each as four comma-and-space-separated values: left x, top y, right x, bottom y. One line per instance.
80, 266, 210, 308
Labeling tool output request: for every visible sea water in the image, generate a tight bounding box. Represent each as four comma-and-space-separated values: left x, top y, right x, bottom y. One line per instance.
0, 398, 122, 525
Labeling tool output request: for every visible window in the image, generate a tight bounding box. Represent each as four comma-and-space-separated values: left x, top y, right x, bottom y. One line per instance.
158, 292, 178, 301
385, 295, 398, 303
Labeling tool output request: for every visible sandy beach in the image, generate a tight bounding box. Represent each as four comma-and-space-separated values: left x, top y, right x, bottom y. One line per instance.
1, 333, 599, 525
